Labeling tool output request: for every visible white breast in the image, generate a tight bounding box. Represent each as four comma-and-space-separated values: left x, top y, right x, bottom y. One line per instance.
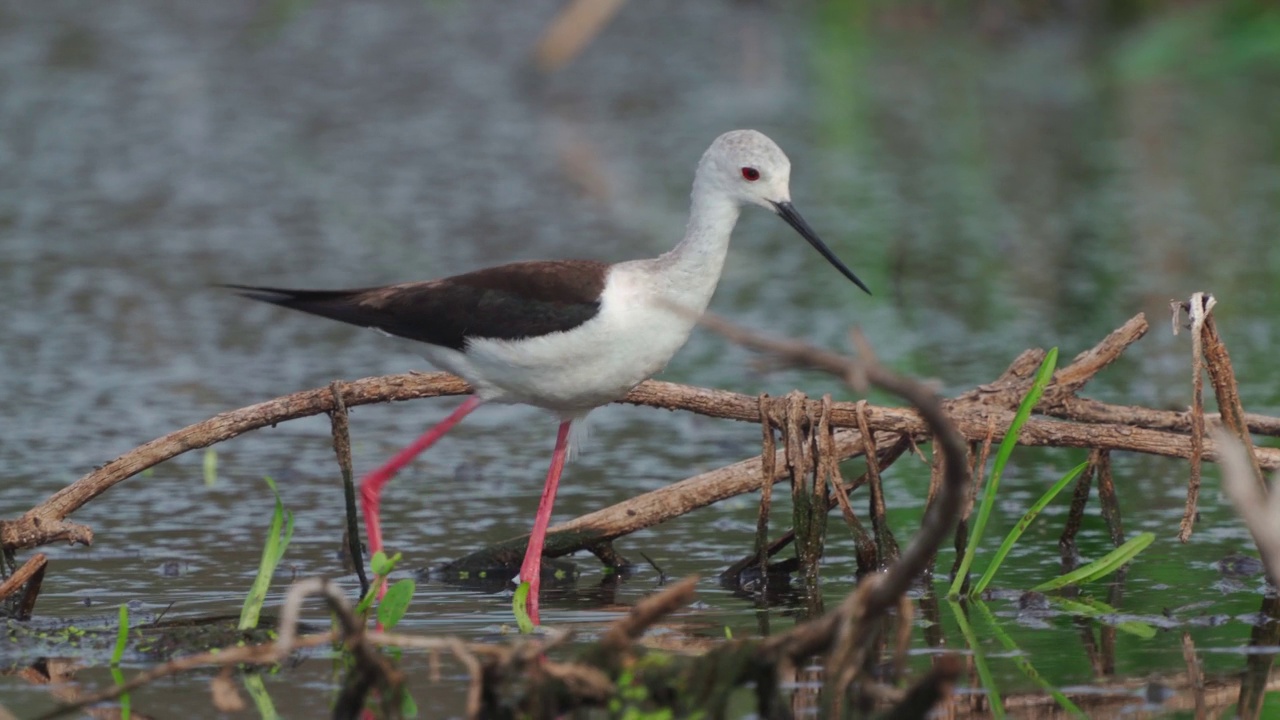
424, 263, 713, 417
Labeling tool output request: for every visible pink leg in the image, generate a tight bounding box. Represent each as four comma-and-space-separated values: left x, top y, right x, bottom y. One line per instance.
518, 420, 573, 626
361, 395, 483, 561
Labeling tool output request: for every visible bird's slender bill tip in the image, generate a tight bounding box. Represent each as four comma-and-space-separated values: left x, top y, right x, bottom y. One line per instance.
771, 201, 872, 296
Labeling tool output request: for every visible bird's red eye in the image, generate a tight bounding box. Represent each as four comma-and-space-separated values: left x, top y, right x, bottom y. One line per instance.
741, 167, 760, 182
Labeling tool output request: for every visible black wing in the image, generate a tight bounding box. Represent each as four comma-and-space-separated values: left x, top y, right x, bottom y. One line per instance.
226, 260, 609, 351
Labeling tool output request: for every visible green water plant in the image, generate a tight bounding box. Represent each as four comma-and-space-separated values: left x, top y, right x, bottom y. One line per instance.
377, 579, 415, 631
970, 461, 1089, 596
947, 346, 1152, 597
242, 673, 280, 719
1032, 533, 1155, 592
972, 601, 1085, 718
512, 582, 535, 634
1050, 596, 1157, 639
239, 476, 295, 631
111, 604, 131, 720
949, 348, 1059, 599
203, 447, 218, 487
947, 600, 1004, 719
111, 603, 129, 666
355, 550, 401, 617
349, 551, 419, 717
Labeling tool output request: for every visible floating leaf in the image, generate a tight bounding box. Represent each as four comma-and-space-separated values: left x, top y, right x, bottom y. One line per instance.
377, 579, 416, 630
370, 551, 394, 576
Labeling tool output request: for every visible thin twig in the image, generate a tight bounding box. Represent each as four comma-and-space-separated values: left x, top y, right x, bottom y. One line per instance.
1197, 300, 1266, 491
1183, 294, 1210, 542
756, 394, 776, 594
1059, 450, 1098, 554
1181, 632, 1206, 720
856, 401, 897, 564
1095, 450, 1125, 547
598, 576, 699, 655
744, 327, 970, 665
0, 552, 45, 618
448, 638, 484, 720
329, 382, 370, 596
820, 396, 876, 572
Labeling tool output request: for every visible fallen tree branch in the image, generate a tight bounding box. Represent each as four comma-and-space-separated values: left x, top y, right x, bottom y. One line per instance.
33, 305, 1273, 718
0, 552, 46, 620
8, 312, 1280, 558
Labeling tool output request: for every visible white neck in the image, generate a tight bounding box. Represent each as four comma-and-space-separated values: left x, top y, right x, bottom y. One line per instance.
648, 183, 741, 313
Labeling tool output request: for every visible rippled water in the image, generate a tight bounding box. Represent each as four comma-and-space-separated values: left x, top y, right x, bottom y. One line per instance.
3, 2, 1280, 717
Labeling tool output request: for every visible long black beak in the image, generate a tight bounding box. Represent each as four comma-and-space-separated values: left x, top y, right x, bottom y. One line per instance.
772, 201, 871, 295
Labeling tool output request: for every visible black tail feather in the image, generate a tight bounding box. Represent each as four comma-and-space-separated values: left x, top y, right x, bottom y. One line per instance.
220, 283, 386, 330
222, 283, 359, 307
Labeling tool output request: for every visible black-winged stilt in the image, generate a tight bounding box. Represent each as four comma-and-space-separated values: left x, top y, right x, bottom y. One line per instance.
229, 129, 870, 625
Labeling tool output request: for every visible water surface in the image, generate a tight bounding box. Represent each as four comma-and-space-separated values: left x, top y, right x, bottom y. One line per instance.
3, 1, 1280, 717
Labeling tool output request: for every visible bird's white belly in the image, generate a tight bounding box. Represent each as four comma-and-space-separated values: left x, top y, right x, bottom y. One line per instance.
420, 268, 711, 415
464, 301, 695, 412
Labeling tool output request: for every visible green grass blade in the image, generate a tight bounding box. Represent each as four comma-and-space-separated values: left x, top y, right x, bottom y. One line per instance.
949, 348, 1059, 598
973, 601, 1086, 718
972, 461, 1087, 595
377, 579, 416, 630
276, 509, 295, 564
1050, 596, 1157, 639
355, 580, 382, 617
512, 582, 535, 634
110, 667, 131, 720
239, 477, 293, 630
112, 603, 129, 665
1032, 532, 1154, 592
112, 605, 131, 719
947, 600, 1005, 719
203, 447, 218, 487
242, 672, 280, 720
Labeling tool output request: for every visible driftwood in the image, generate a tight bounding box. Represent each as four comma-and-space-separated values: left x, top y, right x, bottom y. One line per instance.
5, 311, 1280, 568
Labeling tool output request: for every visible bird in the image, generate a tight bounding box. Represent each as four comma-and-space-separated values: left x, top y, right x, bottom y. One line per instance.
227, 129, 870, 626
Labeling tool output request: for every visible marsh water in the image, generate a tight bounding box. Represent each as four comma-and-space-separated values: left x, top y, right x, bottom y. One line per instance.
3, 2, 1280, 717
